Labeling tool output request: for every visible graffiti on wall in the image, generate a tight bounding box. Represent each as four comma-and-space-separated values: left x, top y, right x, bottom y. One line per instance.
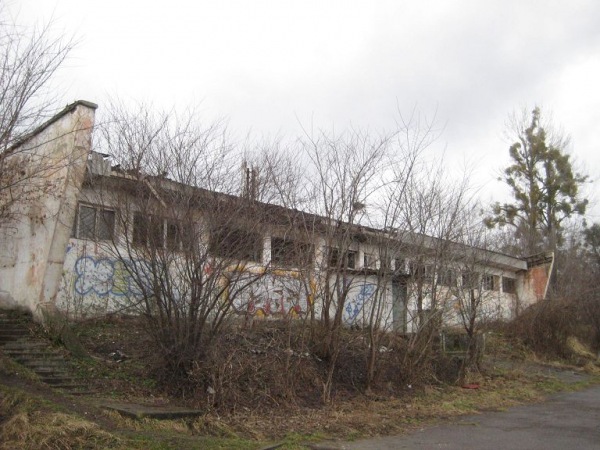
231, 273, 310, 317
344, 283, 376, 323
73, 256, 151, 298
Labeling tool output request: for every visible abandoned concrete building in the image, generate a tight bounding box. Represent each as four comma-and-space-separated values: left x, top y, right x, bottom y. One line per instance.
0, 101, 554, 331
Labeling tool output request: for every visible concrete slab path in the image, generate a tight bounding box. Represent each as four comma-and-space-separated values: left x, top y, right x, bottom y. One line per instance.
101, 401, 204, 420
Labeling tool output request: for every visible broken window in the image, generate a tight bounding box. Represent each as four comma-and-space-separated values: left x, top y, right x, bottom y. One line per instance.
482, 274, 499, 291
271, 237, 314, 268
327, 248, 357, 269
166, 220, 192, 251
502, 276, 517, 294
209, 226, 263, 262
363, 253, 377, 269
461, 271, 480, 290
439, 269, 457, 287
74, 204, 115, 241
394, 258, 407, 274
133, 213, 163, 248
347, 251, 357, 269
133, 214, 190, 250
410, 263, 434, 282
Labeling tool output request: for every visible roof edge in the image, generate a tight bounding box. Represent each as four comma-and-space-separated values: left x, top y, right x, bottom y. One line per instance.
6, 100, 98, 153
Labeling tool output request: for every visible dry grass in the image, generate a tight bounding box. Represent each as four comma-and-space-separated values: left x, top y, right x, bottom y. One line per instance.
2, 316, 596, 449
0, 411, 121, 450
205, 367, 584, 442
567, 336, 598, 360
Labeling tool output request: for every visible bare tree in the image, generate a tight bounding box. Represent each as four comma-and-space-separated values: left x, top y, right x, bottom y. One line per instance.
0, 7, 74, 224
450, 219, 500, 384
360, 111, 439, 390
87, 102, 274, 377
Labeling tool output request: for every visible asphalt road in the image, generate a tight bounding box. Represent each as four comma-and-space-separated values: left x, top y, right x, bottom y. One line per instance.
313, 385, 600, 450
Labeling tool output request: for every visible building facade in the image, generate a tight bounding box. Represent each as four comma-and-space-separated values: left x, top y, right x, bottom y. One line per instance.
0, 101, 553, 331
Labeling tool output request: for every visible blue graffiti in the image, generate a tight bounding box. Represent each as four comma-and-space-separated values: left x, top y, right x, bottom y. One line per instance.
73, 256, 151, 298
344, 283, 376, 323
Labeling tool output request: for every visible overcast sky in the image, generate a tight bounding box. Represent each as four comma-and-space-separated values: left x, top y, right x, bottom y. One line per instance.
10, 0, 600, 219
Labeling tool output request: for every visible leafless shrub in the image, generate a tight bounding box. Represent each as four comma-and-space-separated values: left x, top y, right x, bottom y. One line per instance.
187, 321, 323, 411
505, 299, 578, 359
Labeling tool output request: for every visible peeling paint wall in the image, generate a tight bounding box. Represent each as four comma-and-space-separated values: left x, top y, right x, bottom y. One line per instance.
521, 255, 553, 309
0, 102, 96, 319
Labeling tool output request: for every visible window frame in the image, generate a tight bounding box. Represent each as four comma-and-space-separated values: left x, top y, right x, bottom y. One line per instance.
132, 213, 190, 251
482, 274, 499, 291
502, 276, 517, 294
73, 203, 116, 241
363, 253, 377, 269
327, 248, 357, 269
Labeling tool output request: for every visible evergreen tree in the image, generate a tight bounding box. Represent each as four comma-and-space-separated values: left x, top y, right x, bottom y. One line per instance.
485, 108, 587, 254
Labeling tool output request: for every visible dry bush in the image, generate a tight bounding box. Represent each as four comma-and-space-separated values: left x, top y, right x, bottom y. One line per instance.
187, 321, 324, 411
183, 321, 449, 410
504, 299, 579, 360
73, 315, 470, 411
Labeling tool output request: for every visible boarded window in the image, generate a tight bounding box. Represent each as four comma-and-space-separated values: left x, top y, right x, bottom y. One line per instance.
502, 276, 517, 294
75, 204, 115, 241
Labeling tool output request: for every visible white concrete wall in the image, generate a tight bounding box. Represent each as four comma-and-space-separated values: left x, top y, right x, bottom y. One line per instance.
0, 102, 96, 319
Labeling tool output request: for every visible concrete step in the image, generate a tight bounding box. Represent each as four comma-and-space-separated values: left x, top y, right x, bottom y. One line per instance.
0, 322, 30, 329
34, 367, 70, 376
0, 331, 30, 340
5, 351, 65, 361
0, 329, 30, 336
0, 308, 94, 396
17, 359, 68, 368
2, 340, 52, 350
40, 376, 80, 389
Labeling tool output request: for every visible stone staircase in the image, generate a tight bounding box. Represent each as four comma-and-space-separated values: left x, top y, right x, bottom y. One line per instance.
0, 309, 92, 395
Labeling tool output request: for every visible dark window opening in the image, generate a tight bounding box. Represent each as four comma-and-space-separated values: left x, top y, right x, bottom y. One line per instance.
166, 220, 191, 250
363, 253, 376, 269
209, 227, 263, 262
74, 204, 115, 241
271, 237, 314, 268
439, 269, 457, 287
462, 271, 481, 290
394, 258, 407, 274
133, 213, 164, 248
502, 276, 517, 294
328, 248, 356, 269
411, 263, 434, 282
133, 214, 189, 250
